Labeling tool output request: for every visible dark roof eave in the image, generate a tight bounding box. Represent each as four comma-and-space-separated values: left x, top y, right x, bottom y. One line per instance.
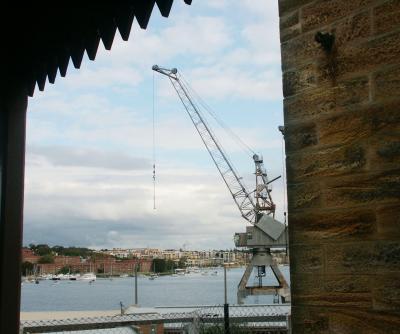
3, 0, 192, 97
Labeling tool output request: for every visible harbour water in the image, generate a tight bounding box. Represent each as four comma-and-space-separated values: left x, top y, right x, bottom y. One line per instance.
21, 266, 290, 312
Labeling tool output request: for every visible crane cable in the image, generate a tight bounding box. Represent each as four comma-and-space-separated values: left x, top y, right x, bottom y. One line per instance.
179, 73, 255, 158
152, 71, 156, 210
180, 73, 255, 157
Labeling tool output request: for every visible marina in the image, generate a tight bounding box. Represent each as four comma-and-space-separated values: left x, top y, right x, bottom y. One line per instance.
21, 266, 290, 312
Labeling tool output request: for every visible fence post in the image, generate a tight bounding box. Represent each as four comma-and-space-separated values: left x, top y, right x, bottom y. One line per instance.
287, 314, 292, 334
224, 266, 230, 334
134, 264, 138, 305
224, 303, 230, 334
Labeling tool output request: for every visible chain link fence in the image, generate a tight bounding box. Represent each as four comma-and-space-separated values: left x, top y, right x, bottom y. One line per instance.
20, 305, 291, 334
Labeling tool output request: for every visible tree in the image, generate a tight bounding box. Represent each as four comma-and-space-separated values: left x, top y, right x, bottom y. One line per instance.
153, 259, 176, 273
38, 254, 54, 264
178, 256, 187, 268
52, 245, 65, 255
57, 266, 71, 274
31, 244, 52, 256
21, 261, 34, 276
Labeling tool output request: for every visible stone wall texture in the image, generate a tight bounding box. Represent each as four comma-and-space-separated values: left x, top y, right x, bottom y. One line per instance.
279, 0, 400, 332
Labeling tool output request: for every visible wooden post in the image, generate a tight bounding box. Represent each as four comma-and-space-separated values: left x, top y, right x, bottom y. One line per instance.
0, 87, 27, 334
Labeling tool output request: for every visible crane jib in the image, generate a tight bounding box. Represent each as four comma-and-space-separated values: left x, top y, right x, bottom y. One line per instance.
152, 65, 285, 239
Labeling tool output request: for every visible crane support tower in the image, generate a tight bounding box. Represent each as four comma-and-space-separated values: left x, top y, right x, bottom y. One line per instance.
152, 65, 290, 304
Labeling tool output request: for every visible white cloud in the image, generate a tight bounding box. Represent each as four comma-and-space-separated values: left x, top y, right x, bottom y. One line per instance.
29, 145, 151, 170
184, 65, 282, 100
24, 155, 246, 248
24, 0, 286, 249
108, 15, 233, 68
64, 67, 143, 90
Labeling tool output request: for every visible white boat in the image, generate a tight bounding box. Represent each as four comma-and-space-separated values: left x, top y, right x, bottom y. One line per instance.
40, 274, 53, 280
149, 271, 159, 280
79, 273, 96, 282
175, 269, 186, 276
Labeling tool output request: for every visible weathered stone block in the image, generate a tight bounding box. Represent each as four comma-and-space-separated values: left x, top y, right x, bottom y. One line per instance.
322, 170, 400, 209
318, 102, 400, 148
375, 65, 400, 101
336, 30, 400, 78
282, 11, 371, 71
282, 63, 322, 96
287, 181, 321, 211
376, 203, 400, 237
281, 31, 323, 70
376, 141, 400, 161
374, 0, 400, 35
326, 241, 400, 274
290, 244, 324, 274
280, 10, 299, 30
280, 24, 301, 43
368, 133, 400, 172
333, 10, 372, 48
291, 306, 330, 334
372, 274, 400, 311
324, 274, 371, 294
285, 122, 318, 152
289, 208, 376, 243
284, 76, 370, 123
286, 144, 367, 182
278, 0, 314, 16
329, 309, 400, 334
292, 274, 372, 308
296, 292, 372, 309
291, 273, 325, 297
301, 0, 375, 32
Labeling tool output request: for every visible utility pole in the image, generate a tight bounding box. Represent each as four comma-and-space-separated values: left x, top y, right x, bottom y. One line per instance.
134, 264, 138, 305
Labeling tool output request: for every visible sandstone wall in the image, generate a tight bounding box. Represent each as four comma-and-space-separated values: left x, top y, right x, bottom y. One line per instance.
279, 0, 400, 332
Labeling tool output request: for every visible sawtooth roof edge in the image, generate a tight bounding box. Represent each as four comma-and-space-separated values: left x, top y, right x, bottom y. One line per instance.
4, 0, 192, 97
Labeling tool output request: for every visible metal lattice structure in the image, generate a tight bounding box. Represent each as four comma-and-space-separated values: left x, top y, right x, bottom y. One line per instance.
152, 66, 290, 305
152, 65, 277, 226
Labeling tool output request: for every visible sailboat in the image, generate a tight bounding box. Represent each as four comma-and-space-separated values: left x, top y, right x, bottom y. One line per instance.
149, 261, 157, 280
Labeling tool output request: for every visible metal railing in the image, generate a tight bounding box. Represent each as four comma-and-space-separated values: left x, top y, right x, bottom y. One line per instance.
20, 304, 291, 334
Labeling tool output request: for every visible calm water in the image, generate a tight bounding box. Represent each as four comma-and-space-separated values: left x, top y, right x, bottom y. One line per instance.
21, 266, 290, 311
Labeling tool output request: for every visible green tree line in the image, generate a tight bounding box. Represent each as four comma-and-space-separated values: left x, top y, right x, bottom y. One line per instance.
28, 244, 94, 258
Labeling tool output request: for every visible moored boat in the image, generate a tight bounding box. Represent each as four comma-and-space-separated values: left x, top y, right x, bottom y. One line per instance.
79, 273, 96, 282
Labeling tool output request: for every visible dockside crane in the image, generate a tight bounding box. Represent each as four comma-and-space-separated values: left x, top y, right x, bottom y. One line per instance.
152, 65, 289, 304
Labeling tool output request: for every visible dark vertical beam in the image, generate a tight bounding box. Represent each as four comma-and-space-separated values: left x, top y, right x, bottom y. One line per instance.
0, 87, 27, 334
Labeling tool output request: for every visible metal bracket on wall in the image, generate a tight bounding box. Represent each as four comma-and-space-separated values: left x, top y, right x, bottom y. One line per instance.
315, 31, 335, 53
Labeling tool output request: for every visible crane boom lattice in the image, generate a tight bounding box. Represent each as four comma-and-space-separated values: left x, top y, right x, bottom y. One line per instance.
152, 65, 289, 304
152, 65, 277, 226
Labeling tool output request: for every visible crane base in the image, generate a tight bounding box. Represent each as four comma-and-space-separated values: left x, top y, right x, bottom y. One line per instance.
237, 250, 290, 304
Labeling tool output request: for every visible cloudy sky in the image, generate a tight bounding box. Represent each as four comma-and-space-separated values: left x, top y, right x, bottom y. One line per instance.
24, 0, 285, 250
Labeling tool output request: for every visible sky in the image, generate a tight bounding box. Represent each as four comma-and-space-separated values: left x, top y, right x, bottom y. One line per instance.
24, 0, 285, 250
